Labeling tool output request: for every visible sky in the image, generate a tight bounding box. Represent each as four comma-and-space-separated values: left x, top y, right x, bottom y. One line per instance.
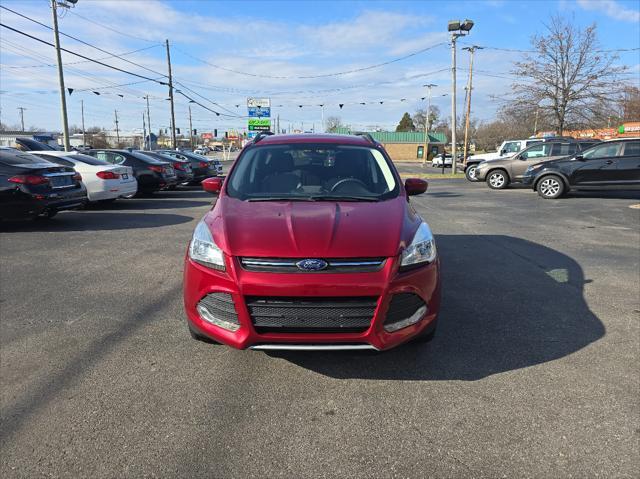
0, 0, 639, 136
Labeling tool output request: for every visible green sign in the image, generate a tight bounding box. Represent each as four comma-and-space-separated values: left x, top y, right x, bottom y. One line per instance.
618, 125, 625, 133
248, 118, 271, 127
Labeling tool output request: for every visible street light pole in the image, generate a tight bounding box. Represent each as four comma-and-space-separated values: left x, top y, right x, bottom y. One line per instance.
51, 0, 71, 151
81, 100, 86, 147
447, 19, 474, 175
165, 39, 177, 149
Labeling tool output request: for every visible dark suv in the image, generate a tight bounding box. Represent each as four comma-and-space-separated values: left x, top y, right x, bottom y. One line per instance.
475, 139, 599, 189
522, 138, 640, 199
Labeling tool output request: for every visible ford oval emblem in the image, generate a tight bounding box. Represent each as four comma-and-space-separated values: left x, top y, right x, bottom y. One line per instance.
296, 259, 328, 271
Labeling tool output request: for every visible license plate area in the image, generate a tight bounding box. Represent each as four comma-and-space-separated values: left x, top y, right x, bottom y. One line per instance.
48, 175, 74, 188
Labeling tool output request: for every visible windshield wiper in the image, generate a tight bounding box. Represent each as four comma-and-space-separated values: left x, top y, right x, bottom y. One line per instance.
246, 196, 316, 202
311, 195, 380, 202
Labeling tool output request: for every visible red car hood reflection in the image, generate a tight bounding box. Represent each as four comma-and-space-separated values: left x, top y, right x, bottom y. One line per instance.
209, 197, 407, 258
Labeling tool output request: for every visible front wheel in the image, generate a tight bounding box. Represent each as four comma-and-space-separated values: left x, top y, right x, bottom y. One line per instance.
537, 175, 565, 199
465, 164, 479, 181
487, 170, 509, 189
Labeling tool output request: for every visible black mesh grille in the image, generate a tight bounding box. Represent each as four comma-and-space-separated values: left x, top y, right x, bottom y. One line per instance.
384, 293, 426, 326
198, 293, 240, 325
246, 296, 377, 333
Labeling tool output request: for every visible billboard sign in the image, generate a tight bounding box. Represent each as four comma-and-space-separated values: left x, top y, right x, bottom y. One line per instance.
248, 118, 271, 131
201, 132, 213, 140
247, 98, 271, 109
248, 106, 271, 118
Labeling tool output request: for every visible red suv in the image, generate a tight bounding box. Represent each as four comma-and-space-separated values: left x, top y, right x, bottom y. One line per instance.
183, 133, 441, 351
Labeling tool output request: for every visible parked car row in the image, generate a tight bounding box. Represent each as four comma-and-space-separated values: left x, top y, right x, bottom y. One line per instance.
466, 138, 640, 199
0, 146, 222, 220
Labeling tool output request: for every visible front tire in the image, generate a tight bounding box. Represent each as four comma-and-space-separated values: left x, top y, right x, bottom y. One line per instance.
537, 175, 565, 199
465, 164, 479, 181
487, 170, 509, 189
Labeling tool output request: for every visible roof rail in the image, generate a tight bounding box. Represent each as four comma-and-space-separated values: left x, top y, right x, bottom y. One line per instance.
353, 131, 377, 145
253, 131, 275, 144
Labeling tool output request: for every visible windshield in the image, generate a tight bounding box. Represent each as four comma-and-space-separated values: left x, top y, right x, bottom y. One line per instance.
227, 144, 398, 201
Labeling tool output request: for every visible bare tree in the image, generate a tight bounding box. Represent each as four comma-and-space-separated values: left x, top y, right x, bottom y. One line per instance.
413, 105, 441, 131
325, 116, 344, 132
511, 16, 626, 135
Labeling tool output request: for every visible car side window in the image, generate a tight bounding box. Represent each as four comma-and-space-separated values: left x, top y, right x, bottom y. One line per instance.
503, 142, 520, 153
551, 143, 576, 156
621, 141, 640, 157
112, 154, 126, 164
583, 143, 621, 159
521, 144, 549, 159
96, 151, 109, 162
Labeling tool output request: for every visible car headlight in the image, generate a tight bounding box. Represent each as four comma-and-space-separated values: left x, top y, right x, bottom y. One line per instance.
189, 218, 225, 270
401, 222, 437, 267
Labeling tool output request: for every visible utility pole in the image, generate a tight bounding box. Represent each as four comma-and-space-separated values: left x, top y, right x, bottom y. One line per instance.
165, 39, 177, 149
422, 84, 436, 167
533, 108, 539, 136
462, 46, 482, 165
144, 95, 152, 149
320, 104, 325, 133
188, 105, 194, 149
142, 112, 147, 150
81, 100, 86, 147
114, 110, 120, 145
450, 34, 462, 174
51, 0, 71, 151
17, 107, 26, 131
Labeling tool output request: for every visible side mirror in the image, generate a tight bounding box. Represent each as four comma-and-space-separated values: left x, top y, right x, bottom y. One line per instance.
574, 155, 584, 161
202, 177, 223, 194
500, 149, 506, 155
404, 178, 428, 196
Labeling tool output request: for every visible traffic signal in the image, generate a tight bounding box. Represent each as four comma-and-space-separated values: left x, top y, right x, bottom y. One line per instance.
225, 131, 228, 138
193, 129, 197, 135
214, 129, 217, 137
176, 128, 181, 134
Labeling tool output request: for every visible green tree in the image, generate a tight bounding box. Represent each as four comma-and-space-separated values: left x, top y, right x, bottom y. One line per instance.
395, 112, 415, 132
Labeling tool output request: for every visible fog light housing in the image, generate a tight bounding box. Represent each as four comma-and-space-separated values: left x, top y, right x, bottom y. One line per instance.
383, 293, 428, 333
384, 305, 427, 332
197, 293, 240, 332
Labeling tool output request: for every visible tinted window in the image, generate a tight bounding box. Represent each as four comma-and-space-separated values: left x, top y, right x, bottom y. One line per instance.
0, 151, 54, 165
227, 144, 398, 201
16, 138, 56, 151
583, 143, 622, 159
551, 143, 577, 156
130, 151, 167, 164
622, 141, 640, 157
36, 154, 74, 167
525, 139, 542, 147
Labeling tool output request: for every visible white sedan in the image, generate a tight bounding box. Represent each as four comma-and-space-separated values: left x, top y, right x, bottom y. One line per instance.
33, 151, 137, 202
431, 154, 453, 167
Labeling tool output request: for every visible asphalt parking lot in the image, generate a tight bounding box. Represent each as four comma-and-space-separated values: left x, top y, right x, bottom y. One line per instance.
1, 173, 639, 478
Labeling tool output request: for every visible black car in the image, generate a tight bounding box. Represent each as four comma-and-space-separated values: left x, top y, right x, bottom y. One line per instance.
139, 151, 194, 187
87, 149, 177, 195
523, 138, 640, 199
156, 150, 220, 182
0, 149, 87, 220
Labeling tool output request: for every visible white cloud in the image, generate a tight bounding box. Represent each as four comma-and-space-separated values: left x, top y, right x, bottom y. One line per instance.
577, 0, 640, 22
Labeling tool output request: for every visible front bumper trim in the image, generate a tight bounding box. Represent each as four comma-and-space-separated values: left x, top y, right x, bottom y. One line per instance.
249, 343, 379, 351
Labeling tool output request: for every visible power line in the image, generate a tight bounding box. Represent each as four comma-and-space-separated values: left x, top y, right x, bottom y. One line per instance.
0, 5, 167, 78
172, 42, 448, 79
67, 9, 162, 44
1, 44, 161, 69
0, 23, 168, 85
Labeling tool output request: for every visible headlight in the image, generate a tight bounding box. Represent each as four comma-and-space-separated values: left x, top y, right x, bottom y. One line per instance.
401, 222, 437, 267
189, 219, 225, 270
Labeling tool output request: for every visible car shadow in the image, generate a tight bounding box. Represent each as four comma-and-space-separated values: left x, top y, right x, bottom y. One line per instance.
427, 191, 463, 198
0, 211, 194, 232
86, 198, 211, 210
266, 235, 605, 381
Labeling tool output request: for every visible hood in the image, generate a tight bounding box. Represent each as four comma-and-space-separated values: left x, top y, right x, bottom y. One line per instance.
478, 156, 515, 167
469, 151, 501, 161
208, 196, 408, 258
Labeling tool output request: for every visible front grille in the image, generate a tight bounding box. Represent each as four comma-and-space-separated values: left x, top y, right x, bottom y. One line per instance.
384, 293, 426, 326
197, 293, 240, 328
246, 296, 378, 333
240, 257, 386, 273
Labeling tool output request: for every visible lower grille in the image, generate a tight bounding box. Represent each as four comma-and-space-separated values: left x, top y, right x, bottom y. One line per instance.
246, 296, 377, 333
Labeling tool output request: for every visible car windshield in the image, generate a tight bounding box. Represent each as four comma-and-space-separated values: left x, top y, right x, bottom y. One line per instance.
227, 143, 398, 201
16, 138, 56, 151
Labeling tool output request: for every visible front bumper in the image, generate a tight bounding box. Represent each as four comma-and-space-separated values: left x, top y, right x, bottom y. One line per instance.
521, 174, 536, 186
183, 255, 441, 351
474, 167, 489, 181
